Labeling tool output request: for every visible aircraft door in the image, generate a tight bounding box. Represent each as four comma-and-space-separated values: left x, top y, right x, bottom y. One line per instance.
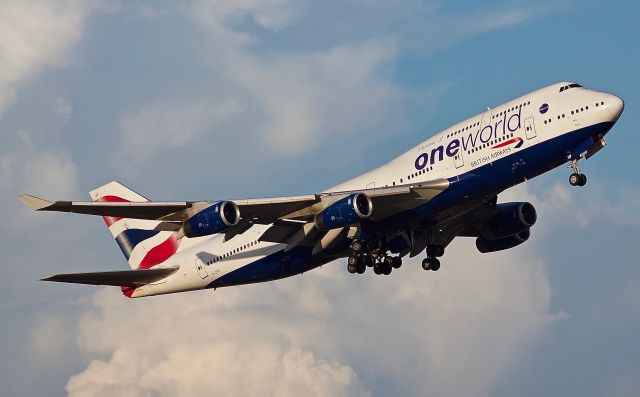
524, 117, 537, 140
195, 258, 209, 279
453, 151, 464, 168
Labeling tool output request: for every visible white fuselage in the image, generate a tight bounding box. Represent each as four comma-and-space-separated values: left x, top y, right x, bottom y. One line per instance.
132, 82, 623, 297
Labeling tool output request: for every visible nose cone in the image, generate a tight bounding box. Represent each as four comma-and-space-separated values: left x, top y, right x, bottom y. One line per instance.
607, 94, 624, 121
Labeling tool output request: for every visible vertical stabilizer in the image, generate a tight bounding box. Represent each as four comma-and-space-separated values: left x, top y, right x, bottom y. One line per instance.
89, 181, 180, 270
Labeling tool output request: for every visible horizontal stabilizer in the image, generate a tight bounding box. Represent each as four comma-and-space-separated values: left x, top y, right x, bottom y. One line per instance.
41, 266, 179, 286
18, 194, 190, 220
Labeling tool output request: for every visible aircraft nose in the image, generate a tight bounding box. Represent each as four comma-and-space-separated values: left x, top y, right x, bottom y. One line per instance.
607, 94, 624, 121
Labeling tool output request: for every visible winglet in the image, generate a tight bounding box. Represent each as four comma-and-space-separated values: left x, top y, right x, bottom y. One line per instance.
19, 194, 54, 211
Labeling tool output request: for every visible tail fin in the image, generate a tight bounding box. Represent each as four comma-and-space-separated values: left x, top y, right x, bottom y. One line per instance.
89, 181, 180, 270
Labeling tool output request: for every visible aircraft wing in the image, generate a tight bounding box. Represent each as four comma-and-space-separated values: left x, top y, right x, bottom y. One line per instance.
19, 193, 319, 223
41, 266, 179, 286
19, 179, 449, 225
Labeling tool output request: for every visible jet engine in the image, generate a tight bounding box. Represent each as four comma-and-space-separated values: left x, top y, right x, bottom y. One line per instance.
481, 202, 537, 240
476, 229, 530, 253
315, 193, 373, 231
183, 201, 240, 238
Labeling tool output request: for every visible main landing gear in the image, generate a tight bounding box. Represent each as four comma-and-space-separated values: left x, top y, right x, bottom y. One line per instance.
347, 240, 402, 276
568, 160, 587, 187
422, 244, 444, 271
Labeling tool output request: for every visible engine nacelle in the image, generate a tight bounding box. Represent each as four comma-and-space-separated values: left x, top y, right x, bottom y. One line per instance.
183, 201, 240, 238
315, 193, 373, 231
476, 229, 530, 253
481, 202, 537, 240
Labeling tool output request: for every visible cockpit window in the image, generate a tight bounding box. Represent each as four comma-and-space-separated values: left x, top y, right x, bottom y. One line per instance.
559, 83, 583, 92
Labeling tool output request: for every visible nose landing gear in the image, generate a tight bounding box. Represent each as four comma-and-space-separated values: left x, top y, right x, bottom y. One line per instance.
568, 160, 587, 187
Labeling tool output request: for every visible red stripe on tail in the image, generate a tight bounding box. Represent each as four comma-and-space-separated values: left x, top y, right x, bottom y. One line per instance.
97, 195, 130, 226
137, 234, 179, 270
121, 285, 136, 298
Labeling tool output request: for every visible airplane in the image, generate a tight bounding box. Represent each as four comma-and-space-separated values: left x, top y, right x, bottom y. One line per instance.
20, 82, 624, 298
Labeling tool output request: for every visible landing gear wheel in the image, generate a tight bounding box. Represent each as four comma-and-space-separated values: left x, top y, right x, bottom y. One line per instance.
361, 255, 374, 268
351, 241, 363, 253
422, 257, 441, 271
373, 264, 382, 275
356, 266, 366, 274
569, 173, 587, 187
382, 265, 392, 275
578, 173, 587, 187
569, 173, 580, 186
568, 160, 587, 187
391, 257, 402, 269
348, 255, 360, 266
347, 264, 358, 273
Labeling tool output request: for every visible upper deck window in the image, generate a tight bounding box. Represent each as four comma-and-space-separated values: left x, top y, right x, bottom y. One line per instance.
559, 83, 583, 93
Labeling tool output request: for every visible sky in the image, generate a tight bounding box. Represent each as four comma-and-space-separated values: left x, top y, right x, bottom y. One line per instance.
1, 0, 639, 396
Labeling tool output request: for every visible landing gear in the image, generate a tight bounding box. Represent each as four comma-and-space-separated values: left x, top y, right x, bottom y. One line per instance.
361, 255, 374, 268
426, 245, 444, 258
371, 257, 393, 276
422, 244, 444, 271
569, 173, 587, 187
421, 257, 440, 271
391, 256, 402, 269
568, 160, 587, 187
347, 238, 401, 276
347, 255, 366, 274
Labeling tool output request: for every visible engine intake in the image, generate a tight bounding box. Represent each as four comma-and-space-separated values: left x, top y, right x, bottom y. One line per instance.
476, 229, 530, 253
315, 193, 373, 231
183, 201, 240, 238
481, 202, 537, 240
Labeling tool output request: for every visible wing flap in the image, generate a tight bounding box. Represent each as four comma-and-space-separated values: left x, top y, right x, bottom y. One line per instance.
41, 267, 179, 286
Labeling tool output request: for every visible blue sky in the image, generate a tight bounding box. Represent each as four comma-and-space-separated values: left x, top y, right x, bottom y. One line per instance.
1, 0, 639, 396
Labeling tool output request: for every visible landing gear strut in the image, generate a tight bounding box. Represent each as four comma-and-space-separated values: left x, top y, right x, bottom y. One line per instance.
568, 160, 587, 187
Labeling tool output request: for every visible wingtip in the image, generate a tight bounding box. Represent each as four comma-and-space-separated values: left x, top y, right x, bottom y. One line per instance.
19, 194, 53, 211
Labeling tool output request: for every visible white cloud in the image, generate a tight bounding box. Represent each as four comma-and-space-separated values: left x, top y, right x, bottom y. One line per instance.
23, 149, 79, 198
189, 0, 305, 33
189, 0, 402, 155
67, 287, 370, 397
55, 96, 73, 122
0, 131, 80, 224
115, 1, 402, 164
117, 99, 244, 162
223, 40, 400, 155
0, 0, 98, 118
510, 181, 640, 228
1, 133, 79, 199
66, 226, 559, 397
